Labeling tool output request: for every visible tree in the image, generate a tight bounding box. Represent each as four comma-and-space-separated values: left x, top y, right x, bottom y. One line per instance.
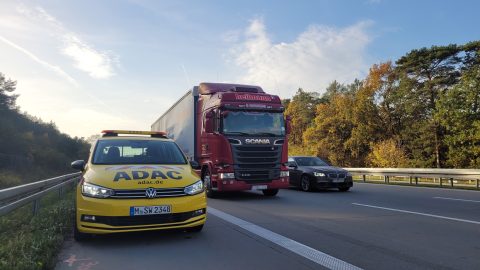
0, 73, 18, 111
396, 44, 462, 167
284, 88, 321, 145
367, 139, 409, 168
436, 66, 480, 168
303, 92, 355, 166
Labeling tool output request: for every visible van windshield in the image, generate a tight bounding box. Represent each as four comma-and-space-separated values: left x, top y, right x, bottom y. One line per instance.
92, 140, 187, 165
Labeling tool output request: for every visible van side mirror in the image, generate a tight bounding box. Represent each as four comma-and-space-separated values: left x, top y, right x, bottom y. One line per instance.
286, 116, 292, 135
205, 111, 214, 133
71, 160, 86, 171
190, 160, 201, 170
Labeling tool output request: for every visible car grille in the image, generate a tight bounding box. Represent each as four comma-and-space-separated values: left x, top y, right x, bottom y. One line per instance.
231, 144, 282, 182
328, 173, 346, 179
82, 209, 205, 226
110, 187, 186, 199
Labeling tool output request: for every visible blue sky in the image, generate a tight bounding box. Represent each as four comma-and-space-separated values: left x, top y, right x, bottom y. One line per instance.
0, 0, 478, 137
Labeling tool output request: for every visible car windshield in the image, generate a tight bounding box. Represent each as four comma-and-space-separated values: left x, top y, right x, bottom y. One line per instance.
92, 139, 187, 165
295, 157, 329, 167
222, 111, 285, 136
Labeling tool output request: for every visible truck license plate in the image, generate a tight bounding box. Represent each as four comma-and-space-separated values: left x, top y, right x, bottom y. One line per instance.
251, 185, 268, 190
130, 205, 171, 216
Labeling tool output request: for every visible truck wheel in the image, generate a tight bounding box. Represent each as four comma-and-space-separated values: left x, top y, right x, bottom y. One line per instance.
262, 189, 278, 196
338, 187, 350, 192
301, 175, 313, 192
202, 170, 217, 198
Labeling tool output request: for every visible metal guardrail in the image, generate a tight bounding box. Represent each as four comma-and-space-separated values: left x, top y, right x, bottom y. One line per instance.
0, 172, 81, 216
345, 168, 480, 189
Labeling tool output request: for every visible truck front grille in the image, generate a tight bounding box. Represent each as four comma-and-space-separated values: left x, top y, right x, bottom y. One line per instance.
231, 143, 282, 182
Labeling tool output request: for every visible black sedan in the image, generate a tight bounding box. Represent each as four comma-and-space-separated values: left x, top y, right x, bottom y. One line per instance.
287, 156, 353, 192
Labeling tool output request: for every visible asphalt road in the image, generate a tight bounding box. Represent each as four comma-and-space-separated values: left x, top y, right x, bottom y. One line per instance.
56, 183, 480, 270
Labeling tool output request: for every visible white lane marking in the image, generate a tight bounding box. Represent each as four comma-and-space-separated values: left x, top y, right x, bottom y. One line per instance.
352, 203, 480, 225
208, 207, 362, 270
433, 197, 480, 203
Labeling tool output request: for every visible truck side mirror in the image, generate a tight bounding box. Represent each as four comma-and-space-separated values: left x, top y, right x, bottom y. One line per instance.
286, 116, 292, 135
71, 160, 86, 171
205, 111, 214, 133
190, 160, 201, 170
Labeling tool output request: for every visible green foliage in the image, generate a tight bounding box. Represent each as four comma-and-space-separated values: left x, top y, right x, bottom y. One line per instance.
0, 191, 75, 270
284, 88, 321, 145
367, 139, 409, 168
436, 66, 480, 167
288, 41, 480, 169
0, 72, 90, 188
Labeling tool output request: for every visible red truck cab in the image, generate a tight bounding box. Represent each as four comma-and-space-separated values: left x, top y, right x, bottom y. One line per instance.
152, 82, 290, 197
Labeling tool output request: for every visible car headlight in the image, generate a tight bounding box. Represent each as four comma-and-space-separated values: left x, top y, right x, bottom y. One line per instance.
184, 180, 204, 195
346, 172, 352, 177
81, 182, 114, 198
314, 172, 326, 177
280, 171, 289, 177
219, 173, 235, 179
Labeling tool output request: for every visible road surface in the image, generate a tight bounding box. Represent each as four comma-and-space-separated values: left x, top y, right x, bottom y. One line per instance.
56, 183, 480, 270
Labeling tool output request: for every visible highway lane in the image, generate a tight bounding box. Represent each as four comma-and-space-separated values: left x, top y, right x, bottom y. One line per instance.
56, 183, 480, 270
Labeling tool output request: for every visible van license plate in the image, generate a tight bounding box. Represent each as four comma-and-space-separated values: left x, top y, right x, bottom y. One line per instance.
130, 205, 171, 216
251, 185, 268, 190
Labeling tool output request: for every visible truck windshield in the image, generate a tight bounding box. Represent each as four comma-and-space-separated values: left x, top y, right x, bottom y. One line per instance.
92, 139, 187, 165
222, 111, 285, 136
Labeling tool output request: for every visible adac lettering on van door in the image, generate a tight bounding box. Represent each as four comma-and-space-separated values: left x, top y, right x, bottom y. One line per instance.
113, 170, 182, 181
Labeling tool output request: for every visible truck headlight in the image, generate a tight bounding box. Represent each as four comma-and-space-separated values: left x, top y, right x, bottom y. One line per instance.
81, 182, 114, 198
314, 172, 326, 177
184, 180, 204, 195
280, 171, 289, 177
219, 173, 235, 179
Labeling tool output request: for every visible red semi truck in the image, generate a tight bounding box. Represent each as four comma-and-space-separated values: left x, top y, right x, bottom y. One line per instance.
151, 82, 290, 197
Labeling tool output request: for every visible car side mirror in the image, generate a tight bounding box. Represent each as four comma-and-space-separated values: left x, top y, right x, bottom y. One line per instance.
190, 160, 201, 170
287, 162, 297, 168
71, 160, 86, 171
205, 111, 214, 133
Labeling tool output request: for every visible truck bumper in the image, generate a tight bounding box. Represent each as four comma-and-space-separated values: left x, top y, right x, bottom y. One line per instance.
214, 176, 290, 191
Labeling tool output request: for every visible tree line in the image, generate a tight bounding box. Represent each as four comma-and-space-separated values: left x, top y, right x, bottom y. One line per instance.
284, 41, 480, 169
0, 73, 90, 188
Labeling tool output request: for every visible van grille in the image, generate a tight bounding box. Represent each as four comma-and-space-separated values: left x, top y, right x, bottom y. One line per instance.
110, 187, 186, 199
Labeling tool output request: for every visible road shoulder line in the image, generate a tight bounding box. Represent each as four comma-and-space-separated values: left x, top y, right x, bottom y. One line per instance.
208, 207, 362, 270
352, 203, 480, 225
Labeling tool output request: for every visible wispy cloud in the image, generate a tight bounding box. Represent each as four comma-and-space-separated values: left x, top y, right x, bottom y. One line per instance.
227, 19, 373, 97
0, 35, 78, 86
17, 6, 117, 79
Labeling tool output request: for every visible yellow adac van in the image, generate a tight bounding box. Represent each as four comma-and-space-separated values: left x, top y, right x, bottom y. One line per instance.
70, 130, 207, 241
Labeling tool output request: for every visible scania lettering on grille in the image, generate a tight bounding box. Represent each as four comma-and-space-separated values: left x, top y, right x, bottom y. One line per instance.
113, 170, 183, 181
145, 188, 157, 198
245, 139, 270, 144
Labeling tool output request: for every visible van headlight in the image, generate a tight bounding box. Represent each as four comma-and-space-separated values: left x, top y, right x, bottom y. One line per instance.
184, 180, 204, 195
81, 182, 114, 198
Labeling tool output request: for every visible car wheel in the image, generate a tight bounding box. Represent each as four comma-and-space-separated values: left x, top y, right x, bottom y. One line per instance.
262, 189, 279, 196
202, 170, 217, 198
338, 187, 350, 192
301, 175, 313, 192
186, 224, 204, 233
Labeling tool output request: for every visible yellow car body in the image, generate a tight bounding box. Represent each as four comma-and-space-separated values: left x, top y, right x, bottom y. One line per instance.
74, 131, 206, 237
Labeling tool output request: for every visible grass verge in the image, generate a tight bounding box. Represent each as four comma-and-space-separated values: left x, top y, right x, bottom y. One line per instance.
0, 190, 75, 270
